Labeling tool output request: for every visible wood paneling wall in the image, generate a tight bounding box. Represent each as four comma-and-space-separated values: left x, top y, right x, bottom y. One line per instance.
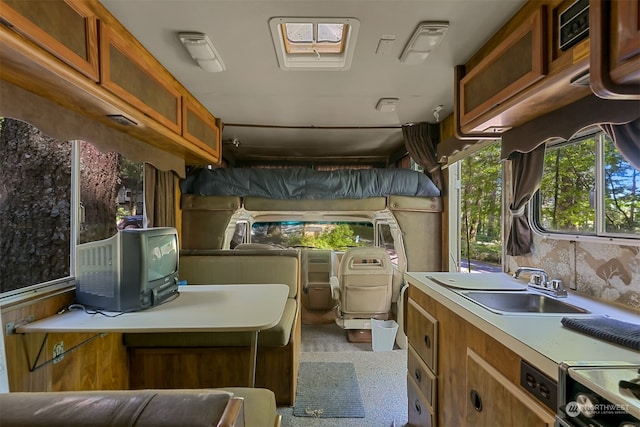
1, 289, 128, 392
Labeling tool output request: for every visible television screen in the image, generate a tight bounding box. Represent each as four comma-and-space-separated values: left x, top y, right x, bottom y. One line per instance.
147, 234, 178, 282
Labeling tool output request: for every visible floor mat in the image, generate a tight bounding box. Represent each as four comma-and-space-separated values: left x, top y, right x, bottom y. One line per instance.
293, 362, 365, 418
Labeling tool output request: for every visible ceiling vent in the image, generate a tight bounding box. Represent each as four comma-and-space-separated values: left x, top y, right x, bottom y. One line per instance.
269, 17, 360, 70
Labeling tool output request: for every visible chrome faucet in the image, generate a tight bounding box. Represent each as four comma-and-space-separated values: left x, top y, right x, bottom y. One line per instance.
513, 267, 567, 298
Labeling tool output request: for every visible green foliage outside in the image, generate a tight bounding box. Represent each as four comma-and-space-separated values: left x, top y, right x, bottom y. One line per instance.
539, 139, 596, 232
539, 134, 639, 235
287, 223, 365, 250
460, 142, 503, 266
116, 157, 144, 220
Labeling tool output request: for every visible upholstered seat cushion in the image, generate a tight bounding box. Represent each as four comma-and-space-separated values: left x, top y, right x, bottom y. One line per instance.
0, 389, 235, 427
124, 298, 297, 347
222, 387, 281, 427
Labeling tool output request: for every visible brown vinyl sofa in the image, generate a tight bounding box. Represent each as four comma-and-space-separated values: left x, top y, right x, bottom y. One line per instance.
0, 387, 281, 427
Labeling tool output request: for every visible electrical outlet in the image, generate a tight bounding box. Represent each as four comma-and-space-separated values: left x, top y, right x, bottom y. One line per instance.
520, 359, 557, 411
52, 341, 64, 364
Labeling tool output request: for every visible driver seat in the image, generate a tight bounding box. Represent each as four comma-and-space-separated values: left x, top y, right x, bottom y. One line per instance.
330, 246, 393, 330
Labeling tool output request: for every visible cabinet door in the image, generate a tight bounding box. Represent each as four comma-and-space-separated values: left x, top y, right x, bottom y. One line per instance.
0, 0, 98, 80
590, 0, 640, 99
465, 349, 555, 427
100, 23, 182, 134
458, 6, 545, 133
182, 93, 222, 164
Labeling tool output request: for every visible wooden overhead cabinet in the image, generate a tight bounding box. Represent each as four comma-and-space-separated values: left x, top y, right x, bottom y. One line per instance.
453, 1, 595, 140
100, 23, 183, 134
590, 0, 640, 99
0, 0, 99, 80
457, 6, 546, 135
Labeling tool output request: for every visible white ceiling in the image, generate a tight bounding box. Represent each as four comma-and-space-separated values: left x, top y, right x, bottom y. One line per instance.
102, 0, 526, 165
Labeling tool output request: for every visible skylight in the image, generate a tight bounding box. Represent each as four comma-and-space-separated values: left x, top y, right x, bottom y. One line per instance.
281, 23, 346, 54
269, 17, 359, 70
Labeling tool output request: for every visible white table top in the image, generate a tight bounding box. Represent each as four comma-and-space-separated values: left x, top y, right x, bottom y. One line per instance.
16, 284, 289, 334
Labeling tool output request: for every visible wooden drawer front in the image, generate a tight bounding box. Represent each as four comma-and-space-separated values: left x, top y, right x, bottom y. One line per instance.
459, 6, 545, 128
406, 298, 438, 371
100, 23, 182, 134
408, 345, 436, 407
0, 0, 98, 80
183, 95, 221, 163
407, 375, 434, 427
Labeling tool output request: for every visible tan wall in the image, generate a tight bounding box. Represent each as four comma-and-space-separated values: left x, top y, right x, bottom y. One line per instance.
506, 238, 640, 312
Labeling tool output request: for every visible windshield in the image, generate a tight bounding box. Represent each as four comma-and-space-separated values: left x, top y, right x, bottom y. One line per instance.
251, 221, 374, 250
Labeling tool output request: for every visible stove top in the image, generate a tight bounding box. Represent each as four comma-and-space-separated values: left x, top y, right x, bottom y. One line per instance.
568, 364, 640, 420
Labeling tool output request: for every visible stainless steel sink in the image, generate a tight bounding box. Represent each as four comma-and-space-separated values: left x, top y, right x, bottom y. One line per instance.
459, 291, 591, 315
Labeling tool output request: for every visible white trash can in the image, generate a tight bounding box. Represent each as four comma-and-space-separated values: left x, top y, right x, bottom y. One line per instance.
371, 318, 399, 351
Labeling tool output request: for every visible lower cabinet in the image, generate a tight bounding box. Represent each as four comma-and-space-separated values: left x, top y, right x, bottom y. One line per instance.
406, 296, 438, 426
407, 373, 435, 427
466, 349, 555, 427
406, 283, 557, 427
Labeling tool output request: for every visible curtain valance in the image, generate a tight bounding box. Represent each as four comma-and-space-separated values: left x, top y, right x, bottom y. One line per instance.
501, 94, 639, 159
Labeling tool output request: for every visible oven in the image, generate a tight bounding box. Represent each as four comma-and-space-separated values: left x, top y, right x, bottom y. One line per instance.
557, 362, 640, 427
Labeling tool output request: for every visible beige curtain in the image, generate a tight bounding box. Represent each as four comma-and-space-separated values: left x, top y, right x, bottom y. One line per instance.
402, 122, 443, 192
144, 163, 177, 228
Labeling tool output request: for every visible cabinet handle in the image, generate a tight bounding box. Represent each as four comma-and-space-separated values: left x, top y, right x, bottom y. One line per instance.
470, 388, 483, 412
424, 334, 431, 349
414, 399, 422, 415
414, 368, 422, 383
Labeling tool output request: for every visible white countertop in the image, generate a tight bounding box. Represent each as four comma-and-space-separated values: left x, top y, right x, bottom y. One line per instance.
405, 272, 640, 380
16, 284, 289, 334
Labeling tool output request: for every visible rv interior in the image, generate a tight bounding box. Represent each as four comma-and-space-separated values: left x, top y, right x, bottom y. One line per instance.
99, 0, 526, 165
0, 0, 639, 426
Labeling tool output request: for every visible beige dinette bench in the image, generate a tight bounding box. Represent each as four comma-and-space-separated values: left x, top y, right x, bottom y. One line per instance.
123, 249, 301, 406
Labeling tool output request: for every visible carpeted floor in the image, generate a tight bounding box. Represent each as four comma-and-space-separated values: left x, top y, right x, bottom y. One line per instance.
278, 323, 408, 426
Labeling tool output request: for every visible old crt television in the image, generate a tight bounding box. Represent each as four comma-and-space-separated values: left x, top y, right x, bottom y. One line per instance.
75, 227, 179, 312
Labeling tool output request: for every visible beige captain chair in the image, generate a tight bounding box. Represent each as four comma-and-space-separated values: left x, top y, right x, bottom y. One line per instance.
330, 246, 393, 330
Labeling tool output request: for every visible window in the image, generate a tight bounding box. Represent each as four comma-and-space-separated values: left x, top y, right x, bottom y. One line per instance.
0, 119, 72, 294
459, 142, 502, 270
269, 17, 359, 70
230, 221, 249, 248
535, 129, 639, 237
0, 118, 145, 298
251, 221, 373, 250
377, 223, 397, 265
